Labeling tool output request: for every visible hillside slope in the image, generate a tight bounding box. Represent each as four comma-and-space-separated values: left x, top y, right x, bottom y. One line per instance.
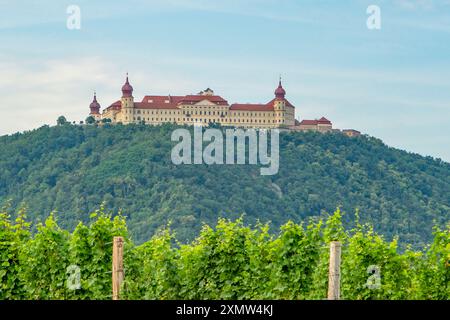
0, 123, 449, 246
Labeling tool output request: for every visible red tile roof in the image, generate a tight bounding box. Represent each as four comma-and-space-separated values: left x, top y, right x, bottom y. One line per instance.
299, 119, 319, 125
137, 95, 184, 109
317, 117, 332, 124
105, 100, 121, 111
230, 97, 295, 111
178, 95, 228, 105
266, 98, 295, 108
102, 94, 296, 112
136, 94, 229, 108
299, 117, 332, 126
230, 103, 274, 111
142, 95, 184, 103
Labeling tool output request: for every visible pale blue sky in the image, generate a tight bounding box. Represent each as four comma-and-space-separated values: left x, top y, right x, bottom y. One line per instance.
0, 0, 449, 161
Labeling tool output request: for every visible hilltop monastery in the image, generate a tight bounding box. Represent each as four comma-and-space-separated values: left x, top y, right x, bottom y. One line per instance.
89, 75, 360, 136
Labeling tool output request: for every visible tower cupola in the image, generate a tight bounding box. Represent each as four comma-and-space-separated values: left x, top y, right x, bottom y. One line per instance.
274, 78, 286, 99
121, 73, 133, 98
89, 91, 101, 114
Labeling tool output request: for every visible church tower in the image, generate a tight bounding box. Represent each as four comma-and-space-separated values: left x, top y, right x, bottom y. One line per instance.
274, 78, 286, 126
89, 91, 102, 121
121, 73, 134, 124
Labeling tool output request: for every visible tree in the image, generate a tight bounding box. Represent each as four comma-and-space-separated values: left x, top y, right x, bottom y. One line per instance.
0, 124, 449, 246
101, 118, 112, 124
57, 116, 68, 126
85, 116, 95, 125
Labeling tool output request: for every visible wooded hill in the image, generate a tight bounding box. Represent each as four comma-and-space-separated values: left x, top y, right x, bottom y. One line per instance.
0, 123, 449, 247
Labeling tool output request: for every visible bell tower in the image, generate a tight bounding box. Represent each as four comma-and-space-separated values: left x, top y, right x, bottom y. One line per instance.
121, 73, 134, 124
274, 77, 286, 126
89, 91, 102, 121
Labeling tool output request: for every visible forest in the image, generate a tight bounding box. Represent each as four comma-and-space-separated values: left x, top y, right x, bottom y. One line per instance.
0, 123, 449, 248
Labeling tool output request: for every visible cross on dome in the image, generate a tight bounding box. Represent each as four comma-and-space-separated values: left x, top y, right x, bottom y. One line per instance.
122, 73, 133, 97
275, 76, 286, 99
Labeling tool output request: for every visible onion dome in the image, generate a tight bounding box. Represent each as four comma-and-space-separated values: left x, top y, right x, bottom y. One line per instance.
121, 73, 133, 97
89, 91, 101, 114
274, 77, 286, 99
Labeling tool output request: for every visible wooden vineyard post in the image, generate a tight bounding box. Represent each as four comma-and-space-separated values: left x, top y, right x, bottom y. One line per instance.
112, 236, 124, 300
327, 241, 341, 300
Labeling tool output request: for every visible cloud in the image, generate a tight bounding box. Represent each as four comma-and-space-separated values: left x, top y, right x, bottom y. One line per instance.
0, 57, 117, 132
0, 55, 204, 135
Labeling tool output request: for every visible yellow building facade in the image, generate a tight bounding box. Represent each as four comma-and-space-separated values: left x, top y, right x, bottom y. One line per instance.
89, 76, 296, 129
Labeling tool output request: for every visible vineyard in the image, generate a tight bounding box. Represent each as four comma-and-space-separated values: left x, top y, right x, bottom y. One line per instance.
0, 206, 449, 300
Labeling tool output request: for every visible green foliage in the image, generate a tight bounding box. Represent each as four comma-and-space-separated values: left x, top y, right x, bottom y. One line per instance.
85, 116, 95, 125
122, 229, 180, 300
341, 225, 414, 300
0, 124, 449, 247
0, 205, 30, 299
19, 213, 70, 299
56, 116, 68, 126
416, 225, 450, 299
0, 208, 449, 300
68, 206, 128, 299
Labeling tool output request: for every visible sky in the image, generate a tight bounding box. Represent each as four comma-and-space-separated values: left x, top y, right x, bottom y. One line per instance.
0, 0, 449, 161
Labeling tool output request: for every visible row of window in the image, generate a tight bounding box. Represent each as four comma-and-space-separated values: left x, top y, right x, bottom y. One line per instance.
130, 117, 287, 124
127, 109, 286, 117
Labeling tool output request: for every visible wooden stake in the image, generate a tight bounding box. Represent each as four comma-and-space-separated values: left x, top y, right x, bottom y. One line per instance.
112, 236, 124, 300
327, 241, 341, 300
